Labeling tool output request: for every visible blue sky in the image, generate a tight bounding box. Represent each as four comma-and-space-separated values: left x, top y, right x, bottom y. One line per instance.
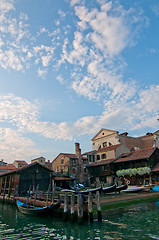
0, 0, 159, 163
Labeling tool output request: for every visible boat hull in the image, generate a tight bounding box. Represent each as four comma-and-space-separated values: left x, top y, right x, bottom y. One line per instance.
102, 184, 116, 193
122, 186, 144, 193
17, 199, 61, 216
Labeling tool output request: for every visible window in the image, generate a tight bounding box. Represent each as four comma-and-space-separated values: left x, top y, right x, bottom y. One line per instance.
98, 145, 101, 150
102, 165, 108, 171
96, 155, 100, 161
103, 142, 107, 147
88, 155, 91, 162
108, 142, 112, 146
61, 158, 64, 164
101, 153, 106, 159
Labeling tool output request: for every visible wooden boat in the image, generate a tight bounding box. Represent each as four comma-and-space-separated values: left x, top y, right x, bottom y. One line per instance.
61, 186, 102, 195
102, 184, 116, 193
115, 184, 128, 192
76, 186, 102, 195
122, 186, 144, 193
16, 198, 61, 216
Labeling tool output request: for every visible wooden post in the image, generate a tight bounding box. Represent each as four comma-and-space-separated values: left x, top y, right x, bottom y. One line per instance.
8, 176, 12, 199
77, 193, 83, 224
13, 185, 18, 201
46, 183, 51, 206
96, 191, 102, 221
26, 185, 31, 205
3, 177, 7, 202
70, 193, 75, 222
52, 181, 56, 204
88, 192, 93, 223
63, 193, 69, 221
34, 184, 39, 206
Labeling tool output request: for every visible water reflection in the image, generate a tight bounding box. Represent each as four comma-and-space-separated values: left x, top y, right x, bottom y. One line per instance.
0, 201, 159, 239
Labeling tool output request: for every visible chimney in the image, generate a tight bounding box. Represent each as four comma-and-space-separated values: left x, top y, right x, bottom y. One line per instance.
75, 142, 81, 159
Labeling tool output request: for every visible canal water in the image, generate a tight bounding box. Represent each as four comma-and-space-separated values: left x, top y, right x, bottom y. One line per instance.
0, 200, 159, 240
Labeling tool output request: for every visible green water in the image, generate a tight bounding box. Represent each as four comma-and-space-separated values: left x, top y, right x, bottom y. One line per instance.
0, 201, 159, 240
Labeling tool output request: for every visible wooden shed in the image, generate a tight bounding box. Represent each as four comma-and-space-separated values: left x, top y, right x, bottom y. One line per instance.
0, 162, 53, 197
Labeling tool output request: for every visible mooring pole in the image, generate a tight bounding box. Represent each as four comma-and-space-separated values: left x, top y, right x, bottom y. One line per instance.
13, 185, 18, 201
26, 185, 31, 205
3, 176, 7, 202
71, 193, 75, 222
88, 192, 93, 223
63, 193, 69, 221
46, 183, 51, 206
52, 181, 56, 204
8, 176, 12, 199
34, 184, 39, 206
77, 193, 83, 224
96, 191, 102, 221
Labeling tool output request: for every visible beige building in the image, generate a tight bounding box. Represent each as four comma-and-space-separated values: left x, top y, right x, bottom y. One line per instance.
31, 157, 46, 165
91, 128, 159, 153
52, 143, 88, 181
13, 160, 28, 168
91, 129, 119, 151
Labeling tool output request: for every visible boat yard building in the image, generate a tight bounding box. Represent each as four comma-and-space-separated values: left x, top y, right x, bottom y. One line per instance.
0, 162, 53, 198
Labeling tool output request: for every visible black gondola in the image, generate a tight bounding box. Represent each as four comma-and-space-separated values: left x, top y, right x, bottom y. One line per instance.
61, 186, 102, 195
115, 184, 128, 192
102, 184, 116, 193
16, 198, 61, 216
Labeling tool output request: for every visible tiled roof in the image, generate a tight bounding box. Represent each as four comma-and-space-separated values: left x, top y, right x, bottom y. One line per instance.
87, 158, 116, 167
14, 160, 28, 164
82, 150, 96, 155
0, 164, 16, 170
97, 144, 121, 153
115, 147, 157, 163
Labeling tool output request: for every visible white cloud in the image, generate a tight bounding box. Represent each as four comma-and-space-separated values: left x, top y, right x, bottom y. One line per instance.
0, 87, 158, 161
0, 128, 41, 162
60, 31, 88, 67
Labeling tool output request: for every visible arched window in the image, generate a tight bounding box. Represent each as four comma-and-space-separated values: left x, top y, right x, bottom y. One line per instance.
103, 142, 107, 148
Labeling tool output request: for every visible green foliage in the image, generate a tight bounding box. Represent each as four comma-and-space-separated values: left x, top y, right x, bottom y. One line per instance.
116, 167, 151, 177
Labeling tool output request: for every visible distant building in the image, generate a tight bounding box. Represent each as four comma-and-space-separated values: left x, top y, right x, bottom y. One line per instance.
45, 160, 52, 170
31, 157, 45, 165
13, 160, 28, 168
52, 143, 88, 182
0, 160, 7, 166
91, 128, 159, 152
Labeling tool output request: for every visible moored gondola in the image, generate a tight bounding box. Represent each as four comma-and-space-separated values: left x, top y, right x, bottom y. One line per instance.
115, 184, 128, 192
16, 198, 61, 216
102, 184, 116, 193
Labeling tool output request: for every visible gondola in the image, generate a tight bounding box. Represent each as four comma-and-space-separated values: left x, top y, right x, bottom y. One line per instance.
76, 186, 102, 195
16, 198, 61, 216
115, 183, 128, 192
122, 186, 144, 193
61, 186, 102, 195
102, 184, 116, 193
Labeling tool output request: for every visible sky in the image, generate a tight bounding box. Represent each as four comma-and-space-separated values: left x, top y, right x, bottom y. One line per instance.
0, 0, 159, 163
